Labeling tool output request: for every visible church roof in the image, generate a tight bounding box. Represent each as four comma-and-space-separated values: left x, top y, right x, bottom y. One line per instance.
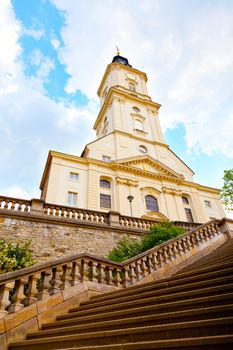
111, 54, 132, 67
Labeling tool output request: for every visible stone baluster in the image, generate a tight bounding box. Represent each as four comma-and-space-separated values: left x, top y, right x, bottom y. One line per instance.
70, 260, 82, 285
144, 256, 151, 274
93, 213, 98, 223
108, 266, 115, 285
179, 239, 186, 253
24, 273, 40, 305
115, 268, 122, 287
92, 261, 99, 283
60, 263, 73, 290
150, 253, 157, 270
140, 258, 148, 277
186, 234, 194, 248
122, 267, 130, 287
82, 259, 90, 281
36, 270, 52, 300
202, 227, 208, 241
99, 264, 106, 284
0, 282, 15, 318
129, 263, 137, 284
11, 200, 17, 211
183, 237, 190, 250
8, 277, 28, 313
49, 265, 63, 294
135, 260, 143, 280
155, 250, 162, 267
138, 221, 143, 229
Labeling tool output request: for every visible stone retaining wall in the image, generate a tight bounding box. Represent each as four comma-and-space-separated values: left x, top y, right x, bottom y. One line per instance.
0, 214, 142, 263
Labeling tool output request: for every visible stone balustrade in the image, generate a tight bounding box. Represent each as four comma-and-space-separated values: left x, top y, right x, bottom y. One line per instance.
44, 203, 109, 224
0, 195, 200, 231
0, 196, 31, 214
0, 218, 224, 319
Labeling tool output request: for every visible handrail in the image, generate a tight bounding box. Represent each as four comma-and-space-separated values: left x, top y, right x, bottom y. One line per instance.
0, 218, 224, 318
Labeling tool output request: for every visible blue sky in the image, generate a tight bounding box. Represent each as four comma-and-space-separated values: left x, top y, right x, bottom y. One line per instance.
0, 0, 233, 206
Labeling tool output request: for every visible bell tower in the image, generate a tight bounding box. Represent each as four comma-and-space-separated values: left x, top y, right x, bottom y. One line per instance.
93, 53, 165, 147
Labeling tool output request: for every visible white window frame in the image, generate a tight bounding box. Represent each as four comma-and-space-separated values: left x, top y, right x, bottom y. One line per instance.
102, 155, 111, 162
69, 172, 79, 181
67, 192, 78, 207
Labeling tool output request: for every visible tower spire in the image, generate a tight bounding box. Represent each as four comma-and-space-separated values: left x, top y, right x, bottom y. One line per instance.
116, 46, 120, 55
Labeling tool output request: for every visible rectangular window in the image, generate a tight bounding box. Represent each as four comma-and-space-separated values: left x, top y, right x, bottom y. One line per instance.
69, 172, 79, 181
67, 192, 77, 207
100, 194, 111, 209
185, 208, 194, 223
204, 200, 211, 208
102, 155, 111, 162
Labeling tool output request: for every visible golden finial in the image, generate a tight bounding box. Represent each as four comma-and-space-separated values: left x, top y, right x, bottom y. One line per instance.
116, 46, 120, 55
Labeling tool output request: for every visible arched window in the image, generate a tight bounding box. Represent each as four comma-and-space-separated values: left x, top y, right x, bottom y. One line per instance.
134, 119, 143, 131
129, 82, 136, 92
100, 179, 111, 188
145, 195, 159, 212
133, 106, 140, 113
182, 196, 189, 205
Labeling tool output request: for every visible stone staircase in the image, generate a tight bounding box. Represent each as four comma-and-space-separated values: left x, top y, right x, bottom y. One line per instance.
8, 238, 233, 349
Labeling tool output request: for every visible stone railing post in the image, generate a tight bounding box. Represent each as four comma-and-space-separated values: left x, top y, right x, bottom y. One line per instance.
30, 198, 45, 216
108, 211, 120, 226
219, 218, 233, 239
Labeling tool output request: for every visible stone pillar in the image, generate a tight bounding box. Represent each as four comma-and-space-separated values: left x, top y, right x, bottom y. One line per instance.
108, 211, 120, 226
30, 198, 45, 216
219, 218, 233, 238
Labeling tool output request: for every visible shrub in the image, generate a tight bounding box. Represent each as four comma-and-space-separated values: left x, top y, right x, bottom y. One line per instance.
108, 237, 142, 262
141, 221, 185, 252
108, 221, 185, 262
0, 239, 36, 274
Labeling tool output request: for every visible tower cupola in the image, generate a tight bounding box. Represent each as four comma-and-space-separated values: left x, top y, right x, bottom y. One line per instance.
112, 54, 132, 67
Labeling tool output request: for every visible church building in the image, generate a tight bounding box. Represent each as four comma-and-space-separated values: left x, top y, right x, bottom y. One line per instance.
40, 53, 225, 223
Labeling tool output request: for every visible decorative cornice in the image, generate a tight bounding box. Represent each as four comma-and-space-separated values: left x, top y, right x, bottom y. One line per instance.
93, 87, 161, 130
116, 155, 184, 179
162, 186, 182, 196
115, 176, 139, 187
111, 162, 183, 184
97, 62, 148, 97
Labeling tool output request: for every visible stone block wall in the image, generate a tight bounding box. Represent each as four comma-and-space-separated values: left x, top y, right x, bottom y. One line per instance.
0, 215, 142, 263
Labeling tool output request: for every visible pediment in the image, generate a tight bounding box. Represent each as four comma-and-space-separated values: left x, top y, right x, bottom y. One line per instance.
115, 155, 184, 179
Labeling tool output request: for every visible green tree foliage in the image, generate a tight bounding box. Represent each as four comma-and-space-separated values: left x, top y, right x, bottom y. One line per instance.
220, 169, 233, 212
0, 240, 36, 274
108, 222, 185, 262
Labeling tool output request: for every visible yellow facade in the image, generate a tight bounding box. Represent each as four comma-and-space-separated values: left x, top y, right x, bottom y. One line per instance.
40, 55, 225, 223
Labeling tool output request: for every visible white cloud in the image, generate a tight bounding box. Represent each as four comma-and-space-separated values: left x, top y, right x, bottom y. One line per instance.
0, 0, 97, 198
0, 0, 21, 66
29, 49, 55, 80
23, 27, 45, 40
51, 0, 233, 158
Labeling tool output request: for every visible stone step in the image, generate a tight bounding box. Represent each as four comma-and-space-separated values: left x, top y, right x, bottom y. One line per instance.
47, 334, 233, 350
8, 317, 233, 350
89, 264, 233, 304
30, 304, 233, 338
43, 292, 233, 330
77, 275, 233, 311
62, 283, 233, 318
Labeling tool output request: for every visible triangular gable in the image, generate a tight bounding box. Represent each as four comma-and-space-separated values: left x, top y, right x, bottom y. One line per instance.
114, 155, 184, 179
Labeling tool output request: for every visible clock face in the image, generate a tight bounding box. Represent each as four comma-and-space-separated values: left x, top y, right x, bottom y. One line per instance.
139, 145, 147, 153
126, 73, 136, 80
